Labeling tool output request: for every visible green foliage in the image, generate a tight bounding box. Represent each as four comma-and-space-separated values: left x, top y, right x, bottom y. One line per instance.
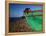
24, 12, 43, 31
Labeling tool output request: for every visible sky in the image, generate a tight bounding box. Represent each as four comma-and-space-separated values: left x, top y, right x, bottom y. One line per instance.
9, 3, 43, 17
